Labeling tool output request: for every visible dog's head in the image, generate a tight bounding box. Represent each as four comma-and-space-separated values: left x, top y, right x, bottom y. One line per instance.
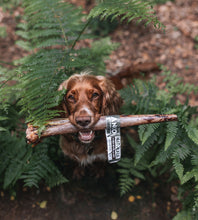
58, 73, 122, 143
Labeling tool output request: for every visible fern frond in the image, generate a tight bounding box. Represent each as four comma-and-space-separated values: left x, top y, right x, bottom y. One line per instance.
158, 65, 198, 102
119, 175, 135, 196
0, 133, 32, 189
150, 145, 174, 167
135, 128, 160, 165
16, 1, 86, 127
118, 157, 146, 195
180, 171, 195, 185
164, 121, 178, 151
21, 145, 68, 188
173, 210, 195, 220
138, 123, 160, 144
190, 154, 198, 182
126, 134, 139, 151
172, 157, 184, 180
119, 65, 198, 218
120, 81, 161, 115
22, 0, 84, 49
88, 0, 163, 29
185, 126, 198, 146
0, 116, 8, 132
172, 143, 191, 161
16, 0, 118, 128
0, 108, 67, 189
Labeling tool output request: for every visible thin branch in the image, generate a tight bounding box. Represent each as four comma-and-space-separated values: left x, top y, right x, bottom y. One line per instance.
26, 114, 178, 144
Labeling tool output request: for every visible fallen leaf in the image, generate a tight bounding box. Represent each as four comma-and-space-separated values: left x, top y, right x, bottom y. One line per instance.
167, 201, 171, 206
46, 186, 51, 192
1, 191, 4, 197
111, 211, 118, 220
10, 196, 15, 201
40, 200, 47, 209
176, 208, 180, 213
136, 195, 142, 200
128, 195, 135, 202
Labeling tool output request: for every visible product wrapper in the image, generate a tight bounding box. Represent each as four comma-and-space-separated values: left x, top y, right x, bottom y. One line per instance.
105, 115, 121, 163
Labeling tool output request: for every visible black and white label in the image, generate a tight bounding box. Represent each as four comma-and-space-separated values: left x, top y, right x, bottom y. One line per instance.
105, 115, 121, 163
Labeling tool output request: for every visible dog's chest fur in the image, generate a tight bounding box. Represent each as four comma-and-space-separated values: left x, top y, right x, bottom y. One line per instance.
60, 132, 107, 166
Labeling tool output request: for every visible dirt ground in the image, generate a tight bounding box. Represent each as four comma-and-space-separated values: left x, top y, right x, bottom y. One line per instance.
0, 165, 179, 220
0, 0, 197, 219
106, 0, 198, 106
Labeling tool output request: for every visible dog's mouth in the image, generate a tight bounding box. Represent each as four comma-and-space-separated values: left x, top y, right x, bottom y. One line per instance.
78, 130, 95, 143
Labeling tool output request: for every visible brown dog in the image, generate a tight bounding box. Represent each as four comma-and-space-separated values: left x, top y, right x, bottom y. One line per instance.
58, 72, 122, 170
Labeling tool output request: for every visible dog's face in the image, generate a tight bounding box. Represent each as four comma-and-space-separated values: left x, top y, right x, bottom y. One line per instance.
65, 76, 103, 143
58, 74, 122, 144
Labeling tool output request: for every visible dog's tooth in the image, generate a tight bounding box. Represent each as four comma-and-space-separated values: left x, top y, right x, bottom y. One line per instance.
79, 130, 93, 136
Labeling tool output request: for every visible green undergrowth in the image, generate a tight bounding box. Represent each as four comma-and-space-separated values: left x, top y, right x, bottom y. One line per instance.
0, 0, 197, 219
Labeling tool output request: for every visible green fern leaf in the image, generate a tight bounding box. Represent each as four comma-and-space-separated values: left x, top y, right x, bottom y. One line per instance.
150, 145, 174, 167
0, 116, 8, 132
173, 157, 184, 180
173, 210, 194, 220
21, 142, 68, 188
16, 0, 118, 128
164, 121, 178, 151
88, 0, 162, 29
118, 157, 147, 195
181, 171, 195, 185
119, 175, 134, 196
185, 126, 198, 145
0, 135, 32, 189
135, 131, 160, 165
172, 143, 191, 161
139, 123, 160, 144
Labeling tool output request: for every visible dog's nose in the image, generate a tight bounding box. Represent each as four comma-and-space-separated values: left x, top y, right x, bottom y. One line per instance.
76, 116, 91, 127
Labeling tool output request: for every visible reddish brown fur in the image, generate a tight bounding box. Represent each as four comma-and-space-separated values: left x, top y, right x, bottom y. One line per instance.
58, 73, 122, 166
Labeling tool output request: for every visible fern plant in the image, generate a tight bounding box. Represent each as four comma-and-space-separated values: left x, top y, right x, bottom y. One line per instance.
16, 0, 163, 129
0, 103, 68, 190
88, 0, 163, 28
1, 0, 162, 191
2, 1, 198, 218
1, 0, 22, 10
118, 66, 198, 219
16, 0, 120, 129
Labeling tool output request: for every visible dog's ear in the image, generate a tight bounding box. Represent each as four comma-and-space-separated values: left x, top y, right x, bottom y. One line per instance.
58, 80, 69, 117
97, 76, 123, 115
58, 80, 68, 91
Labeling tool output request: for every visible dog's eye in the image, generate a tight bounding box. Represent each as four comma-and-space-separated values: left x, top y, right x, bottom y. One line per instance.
92, 92, 99, 99
67, 95, 75, 102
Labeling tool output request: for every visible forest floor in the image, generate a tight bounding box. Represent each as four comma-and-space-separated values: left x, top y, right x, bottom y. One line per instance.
0, 0, 198, 219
